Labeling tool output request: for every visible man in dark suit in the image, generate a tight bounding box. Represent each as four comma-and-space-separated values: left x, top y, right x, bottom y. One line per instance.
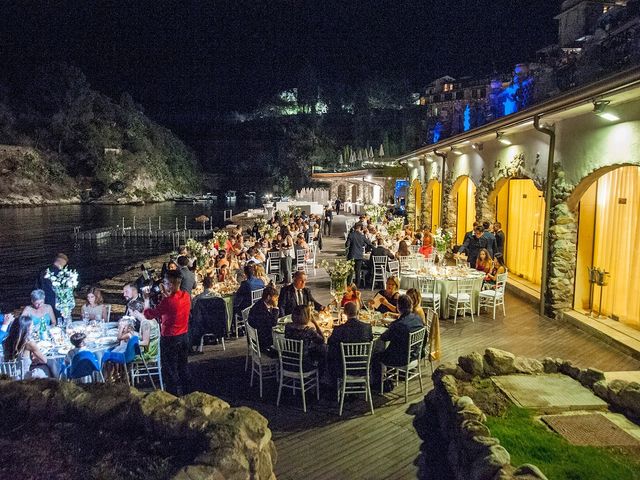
482, 221, 498, 258
459, 226, 489, 267
278, 271, 324, 317
374, 295, 425, 387
368, 237, 395, 286
35, 252, 68, 320
327, 302, 373, 379
323, 207, 333, 236
494, 222, 505, 257
248, 284, 280, 357
345, 223, 373, 287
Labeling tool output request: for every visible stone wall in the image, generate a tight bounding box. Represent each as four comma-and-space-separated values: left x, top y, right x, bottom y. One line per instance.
419, 347, 640, 480
420, 348, 549, 480
545, 161, 578, 317
0, 380, 277, 480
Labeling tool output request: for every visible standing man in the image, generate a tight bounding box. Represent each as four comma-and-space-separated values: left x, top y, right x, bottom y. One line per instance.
458, 226, 489, 267
482, 221, 498, 258
177, 255, 196, 294
345, 223, 373, 288
335, 198, 342, 216
35, 253, 68, 320
323, 206, 333, 236
494, 222, 505, 257
143, 270, 192, 396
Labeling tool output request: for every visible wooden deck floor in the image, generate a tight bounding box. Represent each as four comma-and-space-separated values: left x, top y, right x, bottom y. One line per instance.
187, 215, 640, 480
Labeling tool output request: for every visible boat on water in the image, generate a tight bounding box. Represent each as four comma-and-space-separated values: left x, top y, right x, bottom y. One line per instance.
174, 193, 217, 204
225, 190, 237, 202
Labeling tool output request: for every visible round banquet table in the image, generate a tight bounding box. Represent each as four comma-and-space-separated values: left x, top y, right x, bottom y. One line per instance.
400, 267, 485, 318
38, 322, 119, 378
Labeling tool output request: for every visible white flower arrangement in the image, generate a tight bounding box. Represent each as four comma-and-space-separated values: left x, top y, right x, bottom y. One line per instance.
364, 204, 387, 223
319, 258, 354, 284
45, 267, 79, 310
386, 217, 405, 237
45, 267, 79, 290
433, 228, 453, 252
186, 238, 209, 269
213, 230, 229, 249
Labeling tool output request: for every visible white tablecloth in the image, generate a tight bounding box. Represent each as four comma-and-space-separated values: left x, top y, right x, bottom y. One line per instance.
401, 273, 484, 318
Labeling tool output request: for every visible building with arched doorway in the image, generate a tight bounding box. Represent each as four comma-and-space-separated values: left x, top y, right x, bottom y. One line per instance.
396, 66, 640, 353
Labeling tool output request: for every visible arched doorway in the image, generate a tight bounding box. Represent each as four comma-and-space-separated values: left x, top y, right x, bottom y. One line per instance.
351, 184, 358, 202
453, 176, 476, 245
411, 179, 423, 230
494, 178, 545, 285
337, 184, 346, 201
426, 180, 442, 232
574, 165, 640, 330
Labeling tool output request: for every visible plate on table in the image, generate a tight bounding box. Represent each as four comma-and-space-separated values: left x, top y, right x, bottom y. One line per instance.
95, 336, 118, 346
372, 325, 387, 336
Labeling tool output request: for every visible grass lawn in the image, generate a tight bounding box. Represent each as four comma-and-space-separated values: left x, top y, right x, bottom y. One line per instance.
485, 406, 640, 480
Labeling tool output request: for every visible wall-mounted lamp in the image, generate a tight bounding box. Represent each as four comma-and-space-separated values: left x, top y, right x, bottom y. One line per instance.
496, 131, 512, 145
593, 100, 619, 122
451, 146, 463, 155
425, 155, 434, 163
472, 142, 483, 151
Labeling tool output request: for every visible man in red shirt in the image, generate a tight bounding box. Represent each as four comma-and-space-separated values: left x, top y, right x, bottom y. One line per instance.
143, 270, 191, 395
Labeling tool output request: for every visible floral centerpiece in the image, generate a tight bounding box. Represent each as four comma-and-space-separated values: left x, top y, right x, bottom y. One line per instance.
213, 230, 229, 250
320, 258, 354, 304
288, 205, 302, 217
364, 204, 387, 224
186, 238, 209, 270
386, 217, 405, 237
45, 267, 79, 325
433, 228, 453, 266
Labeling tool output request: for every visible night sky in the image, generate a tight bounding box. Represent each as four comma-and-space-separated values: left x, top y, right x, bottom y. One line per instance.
0, 1, 558, 115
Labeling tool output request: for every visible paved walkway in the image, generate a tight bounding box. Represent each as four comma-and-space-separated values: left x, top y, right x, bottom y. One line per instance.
188, 214, 640, 480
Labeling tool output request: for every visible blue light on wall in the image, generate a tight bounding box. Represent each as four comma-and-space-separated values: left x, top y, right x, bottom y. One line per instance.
395, 179, 409, 200
432, 121, 443, 143
463, 104, 471, 131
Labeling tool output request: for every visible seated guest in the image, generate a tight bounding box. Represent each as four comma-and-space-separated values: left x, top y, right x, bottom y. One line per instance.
247, 284, 280, 357
177, 255, 196, 294
327, 302, 373, 379
406, 288, 426, 324
217, 264, 230, 283
137, 315, 160, 361
419, 234, 434, 257
284, 305, 326, 369
81, 287, 108, 321
113, 317, 138, 353
255, 263, 271, 286
413, 232, 423, 246
64, 332, 88, 365
216, 250, 229, 269
370, 277, 400, 314
123, 283, 144, 329
2, 315, 51, 378
475, 248, 493, 274
377, 295, 424, 369
340, 283, 362, 309
234, 263, 266, 316
278, 271, 324, 317
396, 240, 411, 257
483, 254, 507, 289
246, 246, 263, 265
21, 289, 56, 328
192, 276, 219, 308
